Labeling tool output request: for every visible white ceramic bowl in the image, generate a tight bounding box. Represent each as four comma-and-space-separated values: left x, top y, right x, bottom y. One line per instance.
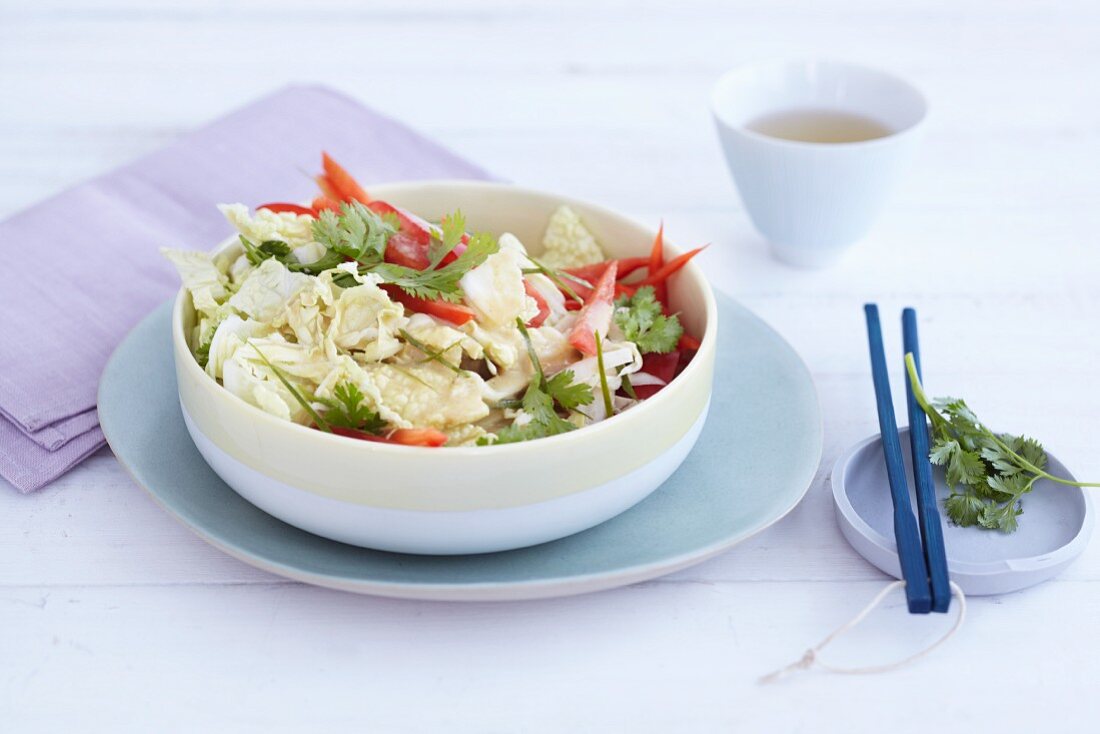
174, 181, 718, 555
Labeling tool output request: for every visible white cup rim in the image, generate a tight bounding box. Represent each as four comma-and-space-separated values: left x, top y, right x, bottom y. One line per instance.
711, 58, 929, 150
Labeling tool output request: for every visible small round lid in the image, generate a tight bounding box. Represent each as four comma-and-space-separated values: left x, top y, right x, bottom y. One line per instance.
831, 427, 1094, 596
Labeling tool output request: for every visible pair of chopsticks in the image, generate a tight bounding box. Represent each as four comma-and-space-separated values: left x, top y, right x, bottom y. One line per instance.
864, 305, 951, 614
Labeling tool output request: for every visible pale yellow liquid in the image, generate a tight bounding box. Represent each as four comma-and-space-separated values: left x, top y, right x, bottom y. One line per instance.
746, 108, 894, 143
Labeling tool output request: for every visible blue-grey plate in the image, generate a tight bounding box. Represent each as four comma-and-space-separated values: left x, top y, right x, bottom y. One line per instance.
98, 294, 822, 601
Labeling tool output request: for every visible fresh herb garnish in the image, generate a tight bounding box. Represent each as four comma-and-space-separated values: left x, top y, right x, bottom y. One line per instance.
242, 204, 499, 301
311, 201, 394, 266
241, 238, 293, 266
522, 256, 587, 305
614, 285, 683, 354
620, 373, 638, 400
315, 382, 387, 434
248, 342, 330, 431
906, 353, 1099, 533
479, 318, 594, 445
399, 329, 467, 376
371, 231, 498, 303
595, 330, 614, 417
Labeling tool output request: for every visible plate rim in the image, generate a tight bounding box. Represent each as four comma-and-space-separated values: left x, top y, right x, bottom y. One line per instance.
99, 293, 823, 602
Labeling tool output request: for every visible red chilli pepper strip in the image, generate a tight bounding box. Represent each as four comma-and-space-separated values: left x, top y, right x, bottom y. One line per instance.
564, 257, 649, 285
321, 152, 370, 203
678, 333, 702, 352
648, 223, 667, 308
384, 286, 477, 326
311, 196, 342, 213
632, 246, 707, 287
648, 223, 664, 276
257, 202, 316, 216
331, 425, 448, 447
387, 428, 448, 447
315, 174, 339, 201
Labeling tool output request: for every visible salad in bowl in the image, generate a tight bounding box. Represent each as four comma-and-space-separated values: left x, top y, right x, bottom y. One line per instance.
166, 156, 716, 554
164, 154, 705, 450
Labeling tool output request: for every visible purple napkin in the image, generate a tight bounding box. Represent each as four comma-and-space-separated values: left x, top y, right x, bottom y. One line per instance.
0, 85, 493, 492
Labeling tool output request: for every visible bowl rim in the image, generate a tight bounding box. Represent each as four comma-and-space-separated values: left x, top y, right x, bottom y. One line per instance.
172, 179, 718, 455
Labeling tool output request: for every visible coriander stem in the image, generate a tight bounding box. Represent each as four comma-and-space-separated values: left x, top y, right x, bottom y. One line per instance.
986, 432, 1100, 488
249, 341, 331, 432
595, 331, 615, 418
904, 353, 948, 432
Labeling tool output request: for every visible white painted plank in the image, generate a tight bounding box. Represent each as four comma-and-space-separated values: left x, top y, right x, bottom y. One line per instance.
3, 580, 1099, 732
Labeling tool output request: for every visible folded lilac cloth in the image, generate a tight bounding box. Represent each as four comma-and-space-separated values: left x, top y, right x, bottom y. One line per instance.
0, 84, 493, 492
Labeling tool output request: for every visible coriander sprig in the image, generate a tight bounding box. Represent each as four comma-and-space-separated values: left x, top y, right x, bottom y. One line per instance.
614, 285, 683, 354
905, 353, 1098, 532
315, 382, 387, 434
479, 318, 593, 445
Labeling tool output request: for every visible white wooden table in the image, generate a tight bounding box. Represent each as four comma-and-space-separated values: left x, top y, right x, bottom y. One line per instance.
3, 1, 1099, 730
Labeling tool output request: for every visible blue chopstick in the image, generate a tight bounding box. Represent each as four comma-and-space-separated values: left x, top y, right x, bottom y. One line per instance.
864, 304, 932, 614
902, 308, 952, 612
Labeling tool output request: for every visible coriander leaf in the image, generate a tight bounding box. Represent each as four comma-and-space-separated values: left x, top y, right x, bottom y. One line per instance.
929, 438, 959, 466
613, 285, 683, 354
979, 500, 1022, 533
985, 473, 1030, 500
544, 370, 594, 411
478, 318, 589, 445
945, 492, 986, 527
428, 209, 466, 268
312, 201, 394, 266
484, 415, 575, 445
372, 231, 499, 303
946, 448, 985, 488
521, 385, 559, 425
1018, 437, 1047, 470
316, 382, 387, 434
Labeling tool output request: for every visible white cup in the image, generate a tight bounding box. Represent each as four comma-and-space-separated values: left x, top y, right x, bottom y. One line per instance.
711, 60, 928, 268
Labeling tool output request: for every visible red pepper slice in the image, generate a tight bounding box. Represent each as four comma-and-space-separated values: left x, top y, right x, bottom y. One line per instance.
315, 174, 339, 201
678, 333, 701, 352
564, 257, 649, 285
257, 202, 315, 217
524, 279, 550, 328
388, 428, 448, 447
648, 223, 668, 308
567, 261, 618, 356
311, 196, 342, 213
632, 246, 707, 287
321, 152, 370, 204
331, 425, 448, 447
384, 286, 477, 326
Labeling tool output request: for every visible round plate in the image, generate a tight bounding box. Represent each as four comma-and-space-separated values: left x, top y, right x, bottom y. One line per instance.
98, 293, 822, 601
832, 427, 1094, 596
